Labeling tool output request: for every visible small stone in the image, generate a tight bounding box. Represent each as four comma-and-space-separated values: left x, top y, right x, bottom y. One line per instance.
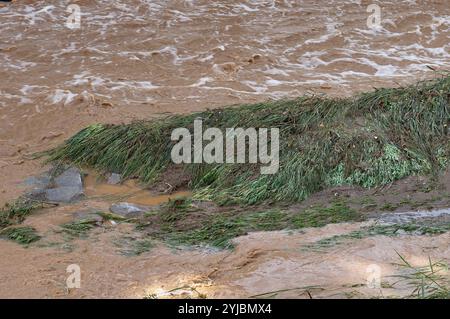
24, 174, 51, 201
101, 102, 113, 108
24, 175, 51, 189
40, 167, 85, 203
25, 188, 47, 201
109, 202, 149, 218
395, 229, 408, 236
107, 173, 121, 185
73, 211, 103, 224
45, 186, 83, 203
23, 167, 84, 203
54, 167, 83, 188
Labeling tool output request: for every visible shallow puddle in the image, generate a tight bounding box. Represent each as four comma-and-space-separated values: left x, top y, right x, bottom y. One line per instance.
83, 173, 191, 206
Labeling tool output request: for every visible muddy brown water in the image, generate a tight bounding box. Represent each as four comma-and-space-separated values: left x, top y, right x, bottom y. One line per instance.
1, 210, 449, 298
1, 173, 449, 298
1, 0, 449, 202
0, 0, 449, 298
83, 173, 191, 205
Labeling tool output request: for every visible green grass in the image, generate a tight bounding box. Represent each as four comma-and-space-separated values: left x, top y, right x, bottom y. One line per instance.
305, 222, 450, 250
291, 200, 362, 228
0, 226, 41, 245
146, 200, 363, 249
380, 203, 400, 211
47, 76, 450, 205
0, 199, 44, 245
114, 236, 154, 256
393, 253, 450, 299
0, 198, 43, 230
59, 219, 98, 238
160, 197, 195, 223
96, 211, 128, 222
163, 211, 286, 248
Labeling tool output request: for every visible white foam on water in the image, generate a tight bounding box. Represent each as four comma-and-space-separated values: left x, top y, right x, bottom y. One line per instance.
23, 5, 56, 25
377, 208, 450, 225
242, 80, 268, 93
19, 85, 49, 100
1, 0, 449, 109
111, 80, 158, 90
190, 77, 214, 87
263, 67, 291, 77
305, 21, 339, 45
48, 89, 78, 106
1, 54, 37, 71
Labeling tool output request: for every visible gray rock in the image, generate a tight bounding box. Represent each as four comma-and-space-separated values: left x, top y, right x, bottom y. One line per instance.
25, 188, 47, 201
23, 173, 52, 201
24, 175, 51, 189
23, 166, 84, 203
73, 211, 103, 223
42, 167, 84, 203
107, 173, 122, 185
54, 167, 83, 188
45, 186, 83, 203
110, 202, 149, 218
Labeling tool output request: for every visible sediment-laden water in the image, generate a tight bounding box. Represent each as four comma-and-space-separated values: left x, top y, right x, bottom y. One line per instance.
0, 0, 449, 299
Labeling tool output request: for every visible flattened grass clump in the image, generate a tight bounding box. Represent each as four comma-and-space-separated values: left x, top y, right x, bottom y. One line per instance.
113, 236, 155, 256
0, 198, 43, 230
0, 226, 41, 245
291, 200, 362, 228
160, 197, 195, 223
164, 210, 289, 249
393, 253, 450, 299
0, 198, 44, 245
145, 200, 362, 249
305, 221, 450, 251
60, 219, 97, 238
48, 76, 450, 205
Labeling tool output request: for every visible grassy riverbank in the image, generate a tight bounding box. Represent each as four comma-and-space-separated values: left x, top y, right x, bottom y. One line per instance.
48, 76, 450, 205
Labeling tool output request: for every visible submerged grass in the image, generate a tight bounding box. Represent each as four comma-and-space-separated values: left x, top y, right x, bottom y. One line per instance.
59, 219, 97, 239
0, 226, 41, 245
305, 221, 450, 251
162, 211, 289, 249
0, 198, 45, 245
48, 76, 450, 205
146, 199, 362, 249
114, 236, 154, 256
393, 253, 450, 299
0, 198, 43, 230
291, 200, 362, 228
